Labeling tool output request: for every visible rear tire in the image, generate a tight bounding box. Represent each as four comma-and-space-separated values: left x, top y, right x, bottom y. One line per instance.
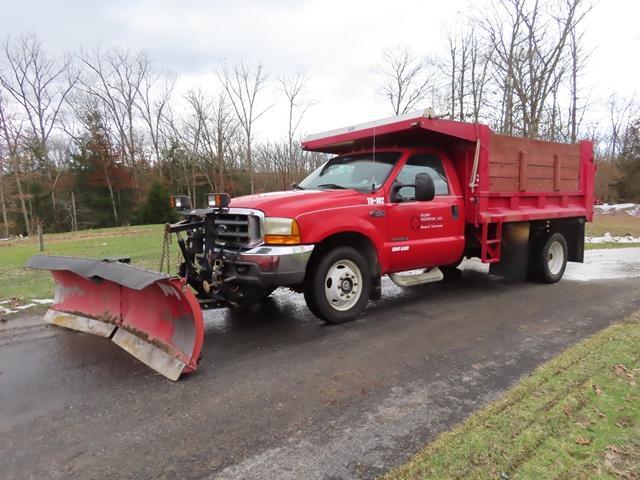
530, 232, 568, 283
304, 246, 371, 324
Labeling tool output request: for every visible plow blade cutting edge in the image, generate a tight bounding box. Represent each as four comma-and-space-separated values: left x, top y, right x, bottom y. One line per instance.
26, 255, 204, 381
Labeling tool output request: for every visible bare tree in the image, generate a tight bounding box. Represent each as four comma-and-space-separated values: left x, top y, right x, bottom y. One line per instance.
483, 0, 588, 138
0, 34, 77, 222
445, 30, 472, 120
135, 69, 175, 177
605, 93, 639, 161
446, 36, 457, 119
255, 141, 288, 190
177, 94, 205, 201
161, 107, 195, 200
567, 19, 591, 143
445, 27, 493, 123
0, 98, 8, 237
184, 88, 240, 195
377, 45, 438, 115
219, 61, 269, 194
77, 46, 149, 178
0, 158, 7, 237
0, 94, 31, 235
184, 89, 214, 190
279, 70, 314, 186
211, 94, 236, 191
467, 32, 493, 123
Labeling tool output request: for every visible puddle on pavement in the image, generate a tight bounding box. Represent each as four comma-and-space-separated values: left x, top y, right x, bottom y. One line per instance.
462, 247, 640, 282
201, 248, 640, 331
564, 248, 640, 281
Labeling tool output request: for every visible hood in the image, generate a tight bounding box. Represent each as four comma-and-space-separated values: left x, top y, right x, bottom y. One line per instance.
229, 189, 367, 217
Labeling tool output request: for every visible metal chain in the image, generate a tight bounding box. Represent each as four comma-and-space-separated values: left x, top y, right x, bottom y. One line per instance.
159, 224, 172, 273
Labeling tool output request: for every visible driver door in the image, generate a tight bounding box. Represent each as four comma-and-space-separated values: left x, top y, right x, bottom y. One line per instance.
385, 153, 465, 272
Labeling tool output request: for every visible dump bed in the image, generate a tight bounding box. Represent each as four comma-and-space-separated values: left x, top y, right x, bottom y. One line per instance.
302, 110, 595, 226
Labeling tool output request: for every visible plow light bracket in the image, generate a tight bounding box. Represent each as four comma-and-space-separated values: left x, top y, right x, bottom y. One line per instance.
207, 192, 231, 209
171, 195, 192, 211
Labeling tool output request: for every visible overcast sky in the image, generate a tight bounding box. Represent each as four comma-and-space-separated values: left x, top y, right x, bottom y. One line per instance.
1, 0, 639, 140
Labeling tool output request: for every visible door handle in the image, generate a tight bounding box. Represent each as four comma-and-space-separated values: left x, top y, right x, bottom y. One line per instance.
451, 205, 459, 220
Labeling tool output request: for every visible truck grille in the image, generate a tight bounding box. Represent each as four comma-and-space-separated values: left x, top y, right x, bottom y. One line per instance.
214, 213, 261, 249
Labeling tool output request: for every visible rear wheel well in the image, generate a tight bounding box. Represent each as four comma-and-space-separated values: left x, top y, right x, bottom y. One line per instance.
529, 217, 585, 263
307, 232, 381, 299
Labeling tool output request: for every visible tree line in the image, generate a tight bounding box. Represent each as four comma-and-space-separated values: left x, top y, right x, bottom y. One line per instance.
0, 0, 638, 237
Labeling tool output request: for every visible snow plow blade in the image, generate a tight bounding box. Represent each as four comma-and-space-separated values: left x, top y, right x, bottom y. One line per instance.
26, 255, 204, 381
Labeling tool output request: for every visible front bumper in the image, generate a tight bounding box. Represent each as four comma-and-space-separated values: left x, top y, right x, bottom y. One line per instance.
221, 244, 314, 288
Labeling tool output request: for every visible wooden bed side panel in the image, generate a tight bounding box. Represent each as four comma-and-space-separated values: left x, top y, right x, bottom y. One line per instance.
488, 133, 581, 193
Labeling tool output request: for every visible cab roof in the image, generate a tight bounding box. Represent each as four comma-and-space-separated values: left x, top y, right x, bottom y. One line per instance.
301, 109, 484, 155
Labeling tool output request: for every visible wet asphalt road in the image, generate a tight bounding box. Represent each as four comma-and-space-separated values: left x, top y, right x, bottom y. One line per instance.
1, 249, 640, 480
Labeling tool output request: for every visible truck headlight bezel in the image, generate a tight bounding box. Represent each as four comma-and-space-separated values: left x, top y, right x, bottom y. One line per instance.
170, 195, 192, 211
206, 192, 231, 209
263, 217, 301, 245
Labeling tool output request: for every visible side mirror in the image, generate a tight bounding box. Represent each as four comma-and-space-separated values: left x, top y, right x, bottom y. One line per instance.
390, 173, 436, 203
414, 173, 435, 201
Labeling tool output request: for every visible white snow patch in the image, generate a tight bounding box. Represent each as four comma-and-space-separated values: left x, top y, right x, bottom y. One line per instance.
14, 303, 36, 310
564, 248, 640, 281
32, 298, 54, 305
461, 248, 640, 282
0, 298, 54, 315
586, 232, 640, 244
595, 203, 640, 216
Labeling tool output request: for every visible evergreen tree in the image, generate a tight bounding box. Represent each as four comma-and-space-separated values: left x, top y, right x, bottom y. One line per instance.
135, 180, 177, 225
71, 111, 135, 228
614, 120, 640, 202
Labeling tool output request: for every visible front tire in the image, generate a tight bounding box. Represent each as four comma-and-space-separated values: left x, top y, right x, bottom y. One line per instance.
530, 233, 568, 283
304, 246, 371, 324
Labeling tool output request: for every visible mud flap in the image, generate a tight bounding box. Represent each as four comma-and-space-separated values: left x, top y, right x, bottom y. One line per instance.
26, 256, 204, 381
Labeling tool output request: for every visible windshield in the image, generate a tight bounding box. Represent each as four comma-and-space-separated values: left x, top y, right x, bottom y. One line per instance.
298, 152, 401, 191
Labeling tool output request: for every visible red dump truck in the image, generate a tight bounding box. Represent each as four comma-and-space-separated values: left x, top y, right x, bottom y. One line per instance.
27, 110, 595, 379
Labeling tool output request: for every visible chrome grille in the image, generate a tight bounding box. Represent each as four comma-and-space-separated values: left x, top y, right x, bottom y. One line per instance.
214, 212, 261, 248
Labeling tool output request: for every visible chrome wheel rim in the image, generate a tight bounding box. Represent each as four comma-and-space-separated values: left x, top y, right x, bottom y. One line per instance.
324, 259, 362, 311
547, 241, 564, 275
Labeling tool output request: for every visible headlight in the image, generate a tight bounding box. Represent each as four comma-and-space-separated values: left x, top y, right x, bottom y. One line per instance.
263, 217, 301, 245
170, 195, 192, 211
206, 192, 231, 209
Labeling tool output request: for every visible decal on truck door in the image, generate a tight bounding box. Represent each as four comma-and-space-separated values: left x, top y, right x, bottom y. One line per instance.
410, 213, 445, 231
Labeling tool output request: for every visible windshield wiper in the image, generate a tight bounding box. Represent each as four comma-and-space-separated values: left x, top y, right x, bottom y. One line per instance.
317, 183, 347, 189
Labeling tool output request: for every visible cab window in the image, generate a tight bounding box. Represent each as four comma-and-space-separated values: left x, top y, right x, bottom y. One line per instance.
298, 152, 401, 191
395, 154, 449, 199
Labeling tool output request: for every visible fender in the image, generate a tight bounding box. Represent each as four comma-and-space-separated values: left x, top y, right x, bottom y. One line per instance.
296, 204, 390, 272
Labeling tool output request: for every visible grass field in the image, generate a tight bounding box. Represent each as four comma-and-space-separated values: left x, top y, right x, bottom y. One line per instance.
586, 212, 640, 238
384, 311, 640, 479
0, 224, 182, 304
0, 212, 638, 305
585, 212, 640, 250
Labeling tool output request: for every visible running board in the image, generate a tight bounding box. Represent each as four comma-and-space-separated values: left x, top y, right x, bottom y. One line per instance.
388, 267, 444, 287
